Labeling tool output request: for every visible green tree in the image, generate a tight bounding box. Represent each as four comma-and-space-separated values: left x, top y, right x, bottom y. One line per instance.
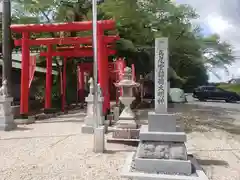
201, 34, 234, 79
11, 0, 96, 105
11, 0, 234, 95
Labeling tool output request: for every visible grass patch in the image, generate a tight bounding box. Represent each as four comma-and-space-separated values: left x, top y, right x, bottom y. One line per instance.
218, 84, 240, 93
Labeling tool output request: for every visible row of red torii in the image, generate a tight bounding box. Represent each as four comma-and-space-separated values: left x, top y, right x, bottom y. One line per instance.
10, 20, 134, 115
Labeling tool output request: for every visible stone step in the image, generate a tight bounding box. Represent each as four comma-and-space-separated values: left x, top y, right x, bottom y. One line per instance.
121, 152, 209, 180
134, 157, 192, 175
140, 125, 186, 142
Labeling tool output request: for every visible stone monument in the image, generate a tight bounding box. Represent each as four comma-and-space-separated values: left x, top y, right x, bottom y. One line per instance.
121, 38, 209, 180
110, 67, 140, 140
81, 77, 104, 134
0, 80, 17, 131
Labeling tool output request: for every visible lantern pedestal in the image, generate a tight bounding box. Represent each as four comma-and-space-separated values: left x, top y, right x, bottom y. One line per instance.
0, 97, 17, 131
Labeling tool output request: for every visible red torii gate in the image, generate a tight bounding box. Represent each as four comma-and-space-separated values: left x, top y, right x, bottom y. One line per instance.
47, 45, 117, 112
11, 20, 118, 115
77, 58, 127, 104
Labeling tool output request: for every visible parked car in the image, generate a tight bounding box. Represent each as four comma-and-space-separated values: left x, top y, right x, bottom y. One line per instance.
193, 86, 240, 103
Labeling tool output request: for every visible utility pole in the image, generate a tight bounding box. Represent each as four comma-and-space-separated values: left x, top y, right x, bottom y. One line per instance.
92, 0, 105, 153
92, 0, 99, 129
0, 0, 16, 131
2, 0, 12, 96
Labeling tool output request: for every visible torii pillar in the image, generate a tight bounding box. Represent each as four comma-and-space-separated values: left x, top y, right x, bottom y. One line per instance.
21, 32, 30, 115
45, 45, 53, 109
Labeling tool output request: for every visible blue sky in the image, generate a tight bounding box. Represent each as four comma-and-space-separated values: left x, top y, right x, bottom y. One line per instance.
176, 0, 240, 83
200, 23, 212, 36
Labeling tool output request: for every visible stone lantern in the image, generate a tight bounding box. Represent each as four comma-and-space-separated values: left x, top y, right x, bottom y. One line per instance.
112, 66, 140, 139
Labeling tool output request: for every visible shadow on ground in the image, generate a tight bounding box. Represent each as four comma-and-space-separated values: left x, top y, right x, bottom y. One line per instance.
34, 112, 86, 124
35, 119, 84, 124
56, 113, 86, 119
104, 149, 135, 154
0, 133, 80, 141
13, 126, 33, 131
169, 104, 240, 135
196, 158, 229, 167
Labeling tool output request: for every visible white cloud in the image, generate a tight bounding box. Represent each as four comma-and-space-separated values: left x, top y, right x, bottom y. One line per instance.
178, 0, 240, 82
206, 14, 233, 35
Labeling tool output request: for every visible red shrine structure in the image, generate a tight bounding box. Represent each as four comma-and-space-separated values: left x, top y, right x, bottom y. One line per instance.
10, 20, 124, 116
77, 58, 127, 105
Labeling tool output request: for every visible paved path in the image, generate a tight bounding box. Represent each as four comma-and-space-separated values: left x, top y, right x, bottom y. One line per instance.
0, 105, 240, 180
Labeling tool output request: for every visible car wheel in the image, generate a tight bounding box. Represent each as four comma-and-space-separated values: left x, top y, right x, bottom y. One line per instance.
198, 98, 206, 102
226, 96, 237, 103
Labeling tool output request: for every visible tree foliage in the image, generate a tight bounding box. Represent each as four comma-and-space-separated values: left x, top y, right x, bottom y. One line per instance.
201, 34, 234, 71
10, 0, 235, 96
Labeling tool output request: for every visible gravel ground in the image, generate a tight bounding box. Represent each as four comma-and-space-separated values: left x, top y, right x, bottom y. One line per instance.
0, 104, 240, 180
0, 112, 135, 180
173, 104, 240, 180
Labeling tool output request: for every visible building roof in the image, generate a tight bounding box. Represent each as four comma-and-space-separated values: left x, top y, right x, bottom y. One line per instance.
0, 53, 58, 75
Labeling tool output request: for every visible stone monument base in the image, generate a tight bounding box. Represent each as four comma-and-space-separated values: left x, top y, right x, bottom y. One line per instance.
112, 128, 140, 139
107, 127, 140, 146
0, 96, 17, 131
121, 152, 209, 180
139, 125, 186, 142
148, 111, 177, 132
135, 141, 191, 175
116, 119, 137, 129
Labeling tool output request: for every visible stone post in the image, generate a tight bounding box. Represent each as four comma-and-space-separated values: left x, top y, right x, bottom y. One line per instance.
2, 0, 12, 96
81, 77, 104, 134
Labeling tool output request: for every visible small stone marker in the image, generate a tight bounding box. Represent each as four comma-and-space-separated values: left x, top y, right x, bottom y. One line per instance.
81, 77, 104, 134
93, 126, 105, 153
